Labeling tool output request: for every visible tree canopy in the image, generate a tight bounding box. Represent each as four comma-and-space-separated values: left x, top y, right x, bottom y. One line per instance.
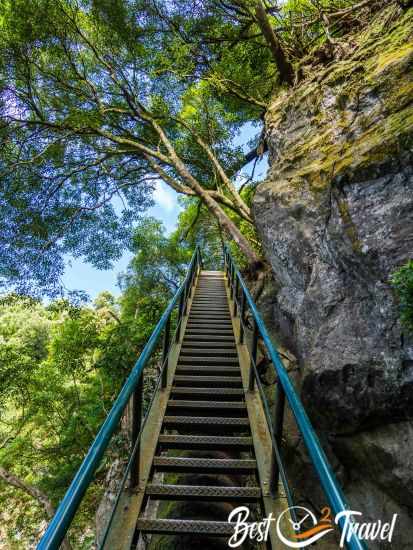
0, 0, 394, 294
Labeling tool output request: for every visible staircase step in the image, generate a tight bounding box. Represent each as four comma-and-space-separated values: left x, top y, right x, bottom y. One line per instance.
189, 314, 231, 320
188, 320, 232, 326
187, 321, 232, 327
191, 301, 228, 305
179, 356, 239, 365
185, 329, 233, 336
135, 519, 235, 536
145, 484, 261, 502
153, 456, 257, 474
185, 329, 234, 337
176, 366, 241, 377
170, 387, 245, 401
163, 415, 250, 432
183, 335, 235, 343
181, 342, 236, 349
195, 288, 226, 291
166, 400, 247, 416
189, 314, 230, 318
190, 305, 229, 309
158, 434, 253, 450
194, 296, 227, 299
190, 310, 228, 315
173, 375, 243, 387
192, 290, 225, 294
180, 347, 237, 357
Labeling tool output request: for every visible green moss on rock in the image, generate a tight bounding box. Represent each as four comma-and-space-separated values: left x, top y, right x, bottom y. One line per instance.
265, 6, 413, 194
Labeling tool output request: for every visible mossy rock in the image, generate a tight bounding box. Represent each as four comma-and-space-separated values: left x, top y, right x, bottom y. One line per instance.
265, 5, 413, 195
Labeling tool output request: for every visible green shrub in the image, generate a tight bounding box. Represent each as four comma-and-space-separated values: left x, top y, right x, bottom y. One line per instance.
391, 260, 413, 331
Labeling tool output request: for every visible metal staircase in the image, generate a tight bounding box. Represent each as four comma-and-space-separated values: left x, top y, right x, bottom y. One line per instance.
38, 247, 366, 550
135, 270, 262, 541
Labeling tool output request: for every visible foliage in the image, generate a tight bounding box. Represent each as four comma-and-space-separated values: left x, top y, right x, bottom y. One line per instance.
0, 212, 204, 547
0, 0, 394, 289
0, 296, 122, 546
391, 260, 413, 331
0, 0, 264, 287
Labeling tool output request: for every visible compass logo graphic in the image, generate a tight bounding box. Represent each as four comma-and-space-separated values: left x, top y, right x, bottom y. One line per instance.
276, 506, 334, 548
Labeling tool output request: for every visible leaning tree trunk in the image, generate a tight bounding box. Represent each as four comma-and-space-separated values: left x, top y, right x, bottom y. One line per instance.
254, 0, 294, 85
0, 467, 73, 550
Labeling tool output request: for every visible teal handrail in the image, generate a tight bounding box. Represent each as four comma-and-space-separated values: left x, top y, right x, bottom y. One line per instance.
224, 245, 367, 550
38, 247, 201, 550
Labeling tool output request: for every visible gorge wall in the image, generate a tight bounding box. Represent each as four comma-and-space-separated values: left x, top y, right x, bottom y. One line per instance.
252, 5, 413, 548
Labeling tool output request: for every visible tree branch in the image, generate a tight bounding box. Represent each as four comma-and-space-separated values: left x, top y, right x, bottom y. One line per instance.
253, 0, 294, 84
0, 467, 72, 550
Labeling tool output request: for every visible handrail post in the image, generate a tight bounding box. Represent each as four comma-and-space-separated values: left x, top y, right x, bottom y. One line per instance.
161, 315, 171, 388
230, 264, 235, 299
176, 293, 184, 343
249, 319, 258, 391
239, 292, 246, 344
183, 279, 190, 315
270, 384, 286, 495
130, 375, 143, 487
190, 260, 195, 291
233, 277, 239, 317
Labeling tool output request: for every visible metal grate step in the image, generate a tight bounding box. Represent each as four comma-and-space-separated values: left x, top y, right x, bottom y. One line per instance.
181, 342, 236, 349
186, 321, 233, 328
173, 375, 242, 387
166, 400, 247, 417
135, 519, 236, 536
193, 296, 227, 300
153, 456, 257, 474
190, 305, 229, 309
158, 434, 252, 450
184, 329, 234, 337
170, 387, 245, 401
189, 314, 230, 320
179, 354, 238, 361
189, 314, 231, 321
163, 415, 250, 432
191, 306, 231, 318
185, 329, 234, 337
190, 303, 229, 308
176, 367, 241, 377
180, 347, 237, 357
183, 335, 235, 343
179, 356, 239, 365
145, 484, 261, 502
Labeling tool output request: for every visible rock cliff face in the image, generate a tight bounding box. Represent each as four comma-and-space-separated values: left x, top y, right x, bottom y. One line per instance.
252, 5, 413, 547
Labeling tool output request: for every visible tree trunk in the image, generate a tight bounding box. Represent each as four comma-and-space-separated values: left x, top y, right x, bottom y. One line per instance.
169, 157, 260, 264
150, 120, 262, 265
0, 467, 73, 550
201, 189, 260, 264
254, 0, 293, 85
